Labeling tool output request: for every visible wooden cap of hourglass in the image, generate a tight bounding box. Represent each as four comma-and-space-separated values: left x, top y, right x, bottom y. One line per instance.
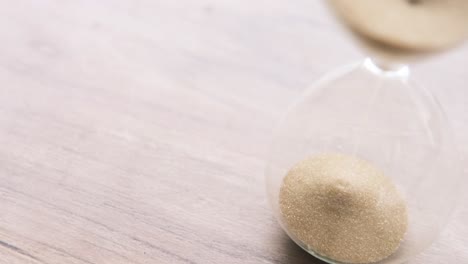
328, 0, 468, 64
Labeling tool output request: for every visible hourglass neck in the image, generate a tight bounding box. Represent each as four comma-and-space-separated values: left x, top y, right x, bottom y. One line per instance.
363, 58, 410, 79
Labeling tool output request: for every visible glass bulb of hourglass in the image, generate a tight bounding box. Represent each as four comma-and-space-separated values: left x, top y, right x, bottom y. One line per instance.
266, 1, 467, 263
265, 59, 462, 264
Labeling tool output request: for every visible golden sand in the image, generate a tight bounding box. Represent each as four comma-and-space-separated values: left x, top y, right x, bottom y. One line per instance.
280, 153, 407, 263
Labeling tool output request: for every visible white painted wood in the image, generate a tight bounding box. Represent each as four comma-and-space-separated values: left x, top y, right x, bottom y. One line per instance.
0, 1, 467, 263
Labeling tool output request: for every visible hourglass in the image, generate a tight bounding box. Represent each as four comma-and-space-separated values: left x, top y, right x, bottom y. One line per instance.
266, 1, 468, 264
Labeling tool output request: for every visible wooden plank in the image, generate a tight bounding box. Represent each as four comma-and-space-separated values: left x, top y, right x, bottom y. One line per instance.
0, 0, 467, 263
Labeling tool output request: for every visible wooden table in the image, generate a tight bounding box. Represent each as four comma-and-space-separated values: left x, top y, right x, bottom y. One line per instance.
1, 1, 467, 263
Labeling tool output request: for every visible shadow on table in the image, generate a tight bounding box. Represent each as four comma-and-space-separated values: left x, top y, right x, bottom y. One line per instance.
278, 231, 327, 264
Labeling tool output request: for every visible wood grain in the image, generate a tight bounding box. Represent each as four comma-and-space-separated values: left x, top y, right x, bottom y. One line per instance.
0, 1, 467, 263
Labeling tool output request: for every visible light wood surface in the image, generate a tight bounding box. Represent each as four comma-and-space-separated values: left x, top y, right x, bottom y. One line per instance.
1, 1, 467, 263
